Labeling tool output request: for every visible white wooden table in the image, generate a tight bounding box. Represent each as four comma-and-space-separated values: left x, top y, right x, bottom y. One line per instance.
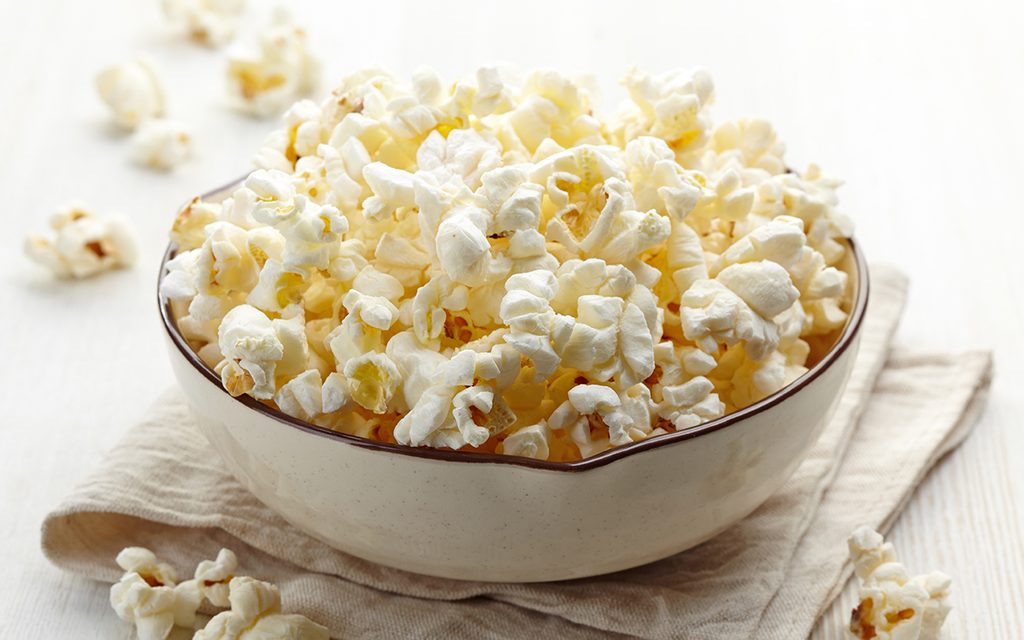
1, 0, 1021, 637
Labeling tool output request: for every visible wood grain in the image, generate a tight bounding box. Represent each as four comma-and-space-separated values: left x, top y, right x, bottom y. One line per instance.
0, 0, 1021, 637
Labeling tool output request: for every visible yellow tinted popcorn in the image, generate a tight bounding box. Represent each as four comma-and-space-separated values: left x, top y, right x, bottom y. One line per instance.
165, 66, 856, 460
226, 9, 320, 118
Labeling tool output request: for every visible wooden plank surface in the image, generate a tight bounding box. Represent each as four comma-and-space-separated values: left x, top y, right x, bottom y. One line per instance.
0, 0, 1021, 637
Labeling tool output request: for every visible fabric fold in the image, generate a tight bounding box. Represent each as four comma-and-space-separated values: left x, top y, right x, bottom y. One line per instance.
41, 265, 993, 639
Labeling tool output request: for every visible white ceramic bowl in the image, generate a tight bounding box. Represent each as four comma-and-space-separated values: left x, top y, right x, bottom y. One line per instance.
161, 184, 869, 583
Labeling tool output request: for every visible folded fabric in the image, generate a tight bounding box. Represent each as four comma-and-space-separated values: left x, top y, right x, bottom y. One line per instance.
41, 265, 993, 639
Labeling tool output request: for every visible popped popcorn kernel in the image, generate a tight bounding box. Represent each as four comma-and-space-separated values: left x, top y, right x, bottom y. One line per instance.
131, 118, 194, 170
95, 58, 166, 130
847, 527, 952, 640
162, 0, 246, 47
165, 66, 857, 461
194, 577, 328, 640
109, 547, 200, 640
26, 203, 137, 278
109, 546, 327, 640
226, 9, 321, 118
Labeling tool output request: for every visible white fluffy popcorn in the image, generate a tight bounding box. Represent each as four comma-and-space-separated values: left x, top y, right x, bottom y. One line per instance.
194, 548, 238, 607
25, 203, 137, 278
109, 548, 200, 640
194, 577, 329, 640
162, 0, 246, 46
847, 527, 952, 640
165, 66, 856, 460
131, 119, 194, 170
96, 58, 166, 130
217, 304, 286, 399
226, 9, 321, 118
110, 547, 327, 640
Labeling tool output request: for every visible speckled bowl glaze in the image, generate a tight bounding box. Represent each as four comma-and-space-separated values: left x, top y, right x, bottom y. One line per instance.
160, 183, 869, 583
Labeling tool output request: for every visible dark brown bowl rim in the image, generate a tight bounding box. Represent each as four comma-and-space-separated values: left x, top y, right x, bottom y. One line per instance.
159, 184, 870, 472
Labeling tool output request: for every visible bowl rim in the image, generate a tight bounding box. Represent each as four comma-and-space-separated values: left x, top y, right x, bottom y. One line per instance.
159, 183, 870, 472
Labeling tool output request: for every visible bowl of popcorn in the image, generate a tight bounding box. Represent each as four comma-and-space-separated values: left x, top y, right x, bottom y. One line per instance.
159, 66, 868, 582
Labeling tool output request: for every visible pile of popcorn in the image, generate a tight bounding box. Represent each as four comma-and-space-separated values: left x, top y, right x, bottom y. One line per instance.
847, 527, 952, 639
110, 546, 327, 639
161, 66, 854, 461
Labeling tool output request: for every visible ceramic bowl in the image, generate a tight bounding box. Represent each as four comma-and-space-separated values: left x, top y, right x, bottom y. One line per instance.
160, 183, 869, 583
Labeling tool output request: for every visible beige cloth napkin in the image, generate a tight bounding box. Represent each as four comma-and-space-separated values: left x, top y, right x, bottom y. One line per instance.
41, 265, 992, 640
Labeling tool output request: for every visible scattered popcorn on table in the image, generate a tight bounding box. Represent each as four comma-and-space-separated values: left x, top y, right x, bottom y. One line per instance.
162, 66, 857, 461
25, 203, 137, 278
226, 8, 320, 118
109, 546, 327, 639
193, 576, 329, 640
131, 119, 194, 170
96, 58, 166, 130
162, 0, 246, 47
847, 526, 952, 640
109, 547, 201, 640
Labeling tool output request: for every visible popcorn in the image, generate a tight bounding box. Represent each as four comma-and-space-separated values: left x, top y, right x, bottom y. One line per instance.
95, 58, 165, 130
171, 197, 221, 249
679, 261, 799, 361
110, 547, 326, 640
393, 344, 518, 448
226, 9, 321, 118
109, 548, 200, 640
217, 305, 286, 399
131, 119, 193, 170
116, 547, 180, 587
847, 527, 952, 640
193, 548, 238, 607
194, 577, 328, 640
705, 118, 786, 175
343, 352, 400, 414
616, 67, 714, 161
362, 162, 416, 221
166, 66, 857, 460
275, 369, 323, 420
25, 204, 137, 278
559, 384, 636, 446
162, 0, 246, 47
501, 422, 551, 459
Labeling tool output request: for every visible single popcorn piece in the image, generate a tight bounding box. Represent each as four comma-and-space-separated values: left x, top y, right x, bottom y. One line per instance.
96, 58, 166, 130
501, 422, 551, 459
847, 526, 952, 640
165, 66, 857, 461
109, 547, 201, 640
25, 203, 137, 278
194, 576, 329, 640
194, 548, 239, 607
217, 305, 286, 399
131, 119, 194, 170
162, 0, 246, 47
226, 9, 321, 118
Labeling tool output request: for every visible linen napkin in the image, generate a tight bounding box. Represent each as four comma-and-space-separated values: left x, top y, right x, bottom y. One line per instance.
41, 265, 993, 639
